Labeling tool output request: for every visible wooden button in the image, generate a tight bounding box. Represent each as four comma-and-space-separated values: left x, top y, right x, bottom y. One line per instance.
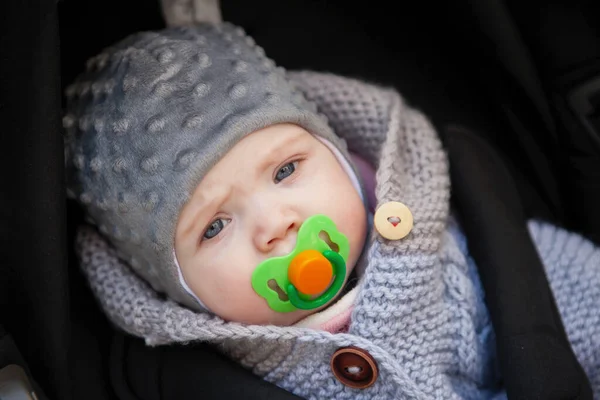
374, 201, 413, 240
330, 346, 378, 389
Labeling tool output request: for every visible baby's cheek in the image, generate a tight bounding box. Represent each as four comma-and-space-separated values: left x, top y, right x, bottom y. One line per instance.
351, 207, 368, 254
227, 289, 269, 321
336, 197, 367, 264
206, 276, 312, 325
203, 272, 272, 323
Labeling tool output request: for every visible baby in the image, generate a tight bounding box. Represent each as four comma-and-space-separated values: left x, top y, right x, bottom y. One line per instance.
65, 23, 600, 399
64, 23, 370, 327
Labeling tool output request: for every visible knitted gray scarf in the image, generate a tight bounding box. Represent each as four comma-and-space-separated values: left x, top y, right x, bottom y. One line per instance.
76, 71, 500, 399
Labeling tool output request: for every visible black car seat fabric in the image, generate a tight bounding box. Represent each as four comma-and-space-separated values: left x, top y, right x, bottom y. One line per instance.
0, 325, 49, 400
1, 0, 68, 399
0, 0, 595, 399
446, 126, 592, 400
457, 0, 600, 245
508, 0, 600, 245
110, 331, 304, 400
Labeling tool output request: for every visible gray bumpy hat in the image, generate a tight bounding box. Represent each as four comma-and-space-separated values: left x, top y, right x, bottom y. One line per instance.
63, 23, 357, 311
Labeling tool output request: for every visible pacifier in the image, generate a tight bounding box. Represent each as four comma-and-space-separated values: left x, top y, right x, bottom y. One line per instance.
251, 215, 350, 312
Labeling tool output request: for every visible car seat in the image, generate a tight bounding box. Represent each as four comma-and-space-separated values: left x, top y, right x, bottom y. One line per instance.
1, 0, 598, 399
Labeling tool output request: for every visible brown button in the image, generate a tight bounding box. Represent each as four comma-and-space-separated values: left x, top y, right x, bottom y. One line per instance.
330, 346, 378, 389
374, 201, 413, 240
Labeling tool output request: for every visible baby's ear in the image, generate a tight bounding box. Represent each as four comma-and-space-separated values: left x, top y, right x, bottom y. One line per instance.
160, 0, 222, 27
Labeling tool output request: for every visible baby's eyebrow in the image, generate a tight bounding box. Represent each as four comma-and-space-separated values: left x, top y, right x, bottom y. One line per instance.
256, 131, 306, 173
184, 185, 230, 238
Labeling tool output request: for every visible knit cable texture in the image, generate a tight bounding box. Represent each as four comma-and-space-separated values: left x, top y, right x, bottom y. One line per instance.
528, 221, 600, 395
76, 71, 600, 399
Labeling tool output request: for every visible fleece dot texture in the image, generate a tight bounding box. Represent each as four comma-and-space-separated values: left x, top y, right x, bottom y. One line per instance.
63, 24, 355, 310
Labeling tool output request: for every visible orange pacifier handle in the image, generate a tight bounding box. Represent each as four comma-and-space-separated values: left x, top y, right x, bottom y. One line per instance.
288, 250, 334, 296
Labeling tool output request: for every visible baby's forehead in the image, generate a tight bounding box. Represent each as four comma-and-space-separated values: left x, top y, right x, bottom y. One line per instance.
210, 124, 315, 166
186, 125, 323, 203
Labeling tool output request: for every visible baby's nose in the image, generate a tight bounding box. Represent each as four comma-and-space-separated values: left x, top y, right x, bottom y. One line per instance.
254, 215, 299, 254
266, 222, 297, 254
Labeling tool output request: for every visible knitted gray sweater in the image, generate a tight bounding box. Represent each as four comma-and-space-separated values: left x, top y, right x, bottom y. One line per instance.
76, 72, 600, 399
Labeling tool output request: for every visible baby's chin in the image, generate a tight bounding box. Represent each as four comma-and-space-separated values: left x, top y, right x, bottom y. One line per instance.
217, 304, 313, 326
219, 269, 357, 326
248, 309, 316, 326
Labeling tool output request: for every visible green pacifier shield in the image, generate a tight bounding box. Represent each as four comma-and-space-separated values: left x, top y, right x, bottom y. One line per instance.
251, 215, 350, 312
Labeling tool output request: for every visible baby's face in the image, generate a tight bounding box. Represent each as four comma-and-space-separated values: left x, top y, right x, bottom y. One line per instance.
174, 124, 367, 325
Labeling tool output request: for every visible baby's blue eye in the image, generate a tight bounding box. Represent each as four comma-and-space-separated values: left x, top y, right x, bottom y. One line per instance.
203, 218, 229, 239
275, 161, 297, 183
